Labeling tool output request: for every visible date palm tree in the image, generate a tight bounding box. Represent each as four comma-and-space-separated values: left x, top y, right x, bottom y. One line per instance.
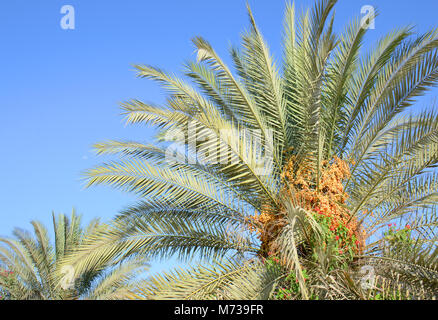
0, 211, 148, 300
65, 0, 438, 299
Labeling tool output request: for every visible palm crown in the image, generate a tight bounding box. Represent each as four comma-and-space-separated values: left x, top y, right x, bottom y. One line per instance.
65, 0, 438, 299
0, 211, 148, 299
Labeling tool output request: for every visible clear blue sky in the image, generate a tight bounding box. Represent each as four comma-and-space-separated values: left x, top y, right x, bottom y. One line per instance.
1, 0, 438, 275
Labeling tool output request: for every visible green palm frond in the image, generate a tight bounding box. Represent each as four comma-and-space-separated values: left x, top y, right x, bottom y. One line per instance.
133, 258, 282, 300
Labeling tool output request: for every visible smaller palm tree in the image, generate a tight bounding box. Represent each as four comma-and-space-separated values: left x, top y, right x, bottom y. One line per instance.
0, 210, 148, 300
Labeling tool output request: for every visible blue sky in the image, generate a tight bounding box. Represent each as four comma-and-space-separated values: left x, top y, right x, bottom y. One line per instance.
1, 0, 438, 275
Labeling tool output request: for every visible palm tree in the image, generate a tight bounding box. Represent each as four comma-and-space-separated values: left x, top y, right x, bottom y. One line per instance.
0, 210, 148, 299
66, 0, 438, 299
